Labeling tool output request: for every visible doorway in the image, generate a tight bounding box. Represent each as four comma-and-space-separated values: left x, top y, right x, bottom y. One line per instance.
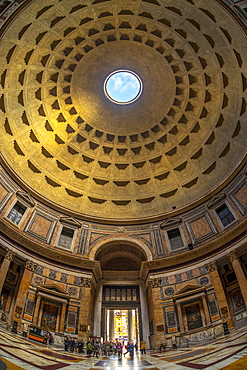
101, 285, 142, 344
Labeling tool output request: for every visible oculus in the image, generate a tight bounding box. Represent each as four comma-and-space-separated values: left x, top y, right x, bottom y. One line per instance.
104, 70, 143, 104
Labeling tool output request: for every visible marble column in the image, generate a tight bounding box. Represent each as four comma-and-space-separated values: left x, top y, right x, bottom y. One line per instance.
128, 310, 133, 341
227, 250, 247, 309
202, 295, 211, 326
12, 260, 37, 330
177, 302, 185, 333
93, 284, 103, 338
139, 281, 149, 346
0, 248, 15, 295
205, 261, 233, 328
109, 310, 115, 340
78, 278, 92, 341
33, 295, 41, 325
59, 302, 67, 333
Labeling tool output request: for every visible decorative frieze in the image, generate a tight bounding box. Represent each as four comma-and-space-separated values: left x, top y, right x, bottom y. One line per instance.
60, 273, 68, 283
186, 270, 194, 279
161, 277, 169, 286
49, 270, 57, 279
35, 265, 44, 275
175, 274, 182, 283
199, 265, 208, 275
74, 276, 82, 286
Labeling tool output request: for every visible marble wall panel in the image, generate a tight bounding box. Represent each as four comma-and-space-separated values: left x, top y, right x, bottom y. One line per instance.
190, 217, 212, 239
25, 209, 58, 243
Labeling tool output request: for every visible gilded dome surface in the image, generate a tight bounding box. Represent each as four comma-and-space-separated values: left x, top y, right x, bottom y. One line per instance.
0, 0, 246, 222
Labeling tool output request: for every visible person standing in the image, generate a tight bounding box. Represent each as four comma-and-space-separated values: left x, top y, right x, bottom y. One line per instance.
69, 338, 75, 352
64, 336, 69, 351
123, 341, 129, 356
43, 331, 48, 345
140, 340, 146, 355
48, 332, 53, 345
93, 341, 100, 357
86, 341, 93, 356
116, 341, 123, 357
129, 342, 134, 358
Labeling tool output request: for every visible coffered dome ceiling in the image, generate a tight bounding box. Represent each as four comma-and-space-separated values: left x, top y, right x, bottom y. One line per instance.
0, 0, 246, 222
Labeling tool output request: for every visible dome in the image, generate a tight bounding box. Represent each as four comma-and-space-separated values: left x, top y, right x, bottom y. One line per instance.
0, 0, 246, 222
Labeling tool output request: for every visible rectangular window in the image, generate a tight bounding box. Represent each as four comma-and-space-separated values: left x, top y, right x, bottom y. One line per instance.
7, 201, 26, 225
215, 204, 235, 227
58, 227, 74, 249
167, 228, 184, 250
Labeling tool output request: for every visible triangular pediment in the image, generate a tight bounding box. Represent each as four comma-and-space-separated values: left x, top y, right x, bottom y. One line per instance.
17, 191, 35, 207
173, 284, 205, 299
60, 216, 81, 228
207, 193, 226, 209
160, 218, 182, 229
37, 284, 70, 297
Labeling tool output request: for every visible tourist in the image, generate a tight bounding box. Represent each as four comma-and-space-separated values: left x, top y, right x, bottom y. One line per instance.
129, 342, 134, 358
105, 341, 111, 356
64, 336, 69, 351
123, 341, 129, 356
116, 341, 123, 357
43, 331, 48, 345
140, 340, 146, 354
86, 340, 93, 356
48, 332, 53, 345
93, 341, 100, 357
69, 338, 75, 352
99, 342, 104, 357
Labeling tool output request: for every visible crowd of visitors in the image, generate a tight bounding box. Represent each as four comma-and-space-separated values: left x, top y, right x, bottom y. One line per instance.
62, 337, 147, 357
64, 336, 85, 353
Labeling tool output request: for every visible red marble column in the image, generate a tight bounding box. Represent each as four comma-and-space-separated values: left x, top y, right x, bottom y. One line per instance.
78, 278, 93, 341
12, 260, 37, 330
149, 278, 165, 347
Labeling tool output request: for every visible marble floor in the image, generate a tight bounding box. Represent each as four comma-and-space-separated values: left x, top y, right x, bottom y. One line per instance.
1, 326, 247, 370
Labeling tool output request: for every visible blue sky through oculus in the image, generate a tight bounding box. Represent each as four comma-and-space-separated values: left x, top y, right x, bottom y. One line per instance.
105, 71, 142, 104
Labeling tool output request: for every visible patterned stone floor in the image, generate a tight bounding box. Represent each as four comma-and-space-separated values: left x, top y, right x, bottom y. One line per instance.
1, 326, 247, 369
